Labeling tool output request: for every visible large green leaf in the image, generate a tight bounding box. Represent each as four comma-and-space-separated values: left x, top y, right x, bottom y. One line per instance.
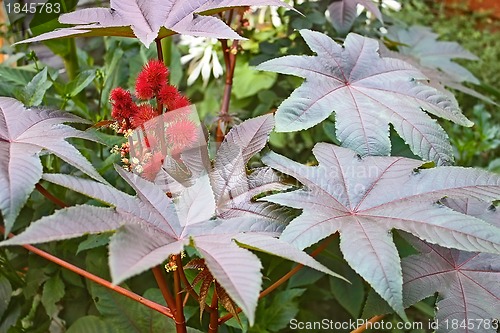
16, 67, 53, 107
0, 276, 12, 319
232, 61, 277, 99
65, 69, 97, 98
41, 274, 65, 317
250, 288, 305, 332
66, 316, 115, 333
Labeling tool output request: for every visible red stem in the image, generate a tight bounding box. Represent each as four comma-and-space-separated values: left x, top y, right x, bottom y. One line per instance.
0, 225, 173, 319
152, 266, 177, 313
208, 287, 219, 333
173, 255, 187, 333
33, 176, 178, 321
35, 183, 68, 208
216, 10, 241, 145
218, 234, 337, 324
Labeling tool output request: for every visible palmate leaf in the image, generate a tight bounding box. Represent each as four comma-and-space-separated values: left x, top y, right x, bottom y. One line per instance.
211, 114, 290, 221
0, 116, 343, 324
262, 143, 500, 319
0, 97, 104, 235
402, 198, 500, 333
257, 30, 473, 165
17, 0, 292, 47
381, 26, 494, 103
157, 114, 291, 223
386, 26, 479, 84
328, 0, 383, 34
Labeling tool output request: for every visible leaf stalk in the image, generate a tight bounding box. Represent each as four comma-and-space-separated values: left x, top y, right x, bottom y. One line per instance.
0, 226, 173, 319
208, 287, 219, 333
173, 255, 187, 333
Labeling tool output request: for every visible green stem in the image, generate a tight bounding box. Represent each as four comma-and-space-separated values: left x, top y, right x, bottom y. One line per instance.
62, 39, 79, 81
62, 39, 87, 105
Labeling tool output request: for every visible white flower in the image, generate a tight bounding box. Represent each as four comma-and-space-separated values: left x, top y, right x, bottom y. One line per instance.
179, 36, 224, 86
381, 0, 401, 11
252, 5, 283, 27
249, 0, 311, 28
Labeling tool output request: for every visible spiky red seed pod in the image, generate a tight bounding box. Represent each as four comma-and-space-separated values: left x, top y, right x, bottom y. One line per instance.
167, 95, 190, 111
131, 104, 159, 129
135, 60, 169, 100
158, 84, 190, 111
110, 87, 138, 120
157, 84, 182, 105
166, 119, 198, 155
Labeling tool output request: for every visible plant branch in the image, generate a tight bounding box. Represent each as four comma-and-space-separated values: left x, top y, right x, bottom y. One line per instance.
350, 315, 385, 333
35, 183, 68, 208
0, 225, 173, 319
27, 185, 178, 322
208, 287, 219, 333
152, 266, 177, 314
216, 9, 242, 145
218, 234, 337, 324
173, 255, 187, 333
156, 38, 165, 114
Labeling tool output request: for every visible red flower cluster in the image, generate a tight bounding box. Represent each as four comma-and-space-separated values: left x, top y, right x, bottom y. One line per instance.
110, 59, 191, 131
109, 59, 199, 181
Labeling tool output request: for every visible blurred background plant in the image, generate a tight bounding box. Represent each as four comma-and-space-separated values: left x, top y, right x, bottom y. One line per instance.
0, 0, 498, 332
